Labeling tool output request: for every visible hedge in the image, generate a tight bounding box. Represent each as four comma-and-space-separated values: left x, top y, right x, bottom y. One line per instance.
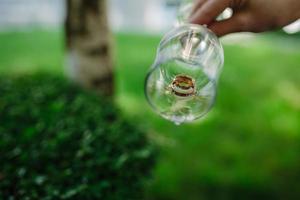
0, 74, 156, 200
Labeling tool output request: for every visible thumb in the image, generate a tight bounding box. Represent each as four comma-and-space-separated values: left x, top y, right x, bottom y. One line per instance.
208, 13, 251, 36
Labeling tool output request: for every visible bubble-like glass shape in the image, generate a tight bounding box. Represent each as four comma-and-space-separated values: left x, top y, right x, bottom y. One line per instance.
145, 25, 224, 125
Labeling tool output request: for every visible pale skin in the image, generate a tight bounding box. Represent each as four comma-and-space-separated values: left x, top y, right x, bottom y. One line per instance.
189, 0, 300, 36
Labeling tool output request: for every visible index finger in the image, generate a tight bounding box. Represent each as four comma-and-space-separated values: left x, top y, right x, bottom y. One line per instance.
191, 0, 207, 15
189, 0, 230, 25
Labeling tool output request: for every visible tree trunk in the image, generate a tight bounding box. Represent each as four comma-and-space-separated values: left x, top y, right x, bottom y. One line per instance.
65, 0, 113, 96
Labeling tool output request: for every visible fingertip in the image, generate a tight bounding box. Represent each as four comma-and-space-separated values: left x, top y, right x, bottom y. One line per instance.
207, 15, 245, 37
189, 13, 210, 26
208, 24, 225, 37
188, 14, 198, 24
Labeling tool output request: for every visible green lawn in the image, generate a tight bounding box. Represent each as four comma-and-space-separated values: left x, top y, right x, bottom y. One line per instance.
1, 30, 300, 199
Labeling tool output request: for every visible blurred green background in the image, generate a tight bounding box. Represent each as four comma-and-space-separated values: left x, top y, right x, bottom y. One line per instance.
1, 28, 300, 199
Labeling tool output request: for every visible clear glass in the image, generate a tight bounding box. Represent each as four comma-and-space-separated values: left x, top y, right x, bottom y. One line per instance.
145, 1, 225, 125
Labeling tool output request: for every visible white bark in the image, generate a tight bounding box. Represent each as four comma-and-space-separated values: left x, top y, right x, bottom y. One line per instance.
66, 0, 113, 95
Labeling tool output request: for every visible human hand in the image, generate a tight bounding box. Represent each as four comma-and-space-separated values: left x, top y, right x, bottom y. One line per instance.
189, 0, 300, 36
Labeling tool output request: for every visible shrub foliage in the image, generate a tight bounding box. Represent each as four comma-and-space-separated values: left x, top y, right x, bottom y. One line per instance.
0, 74, 156, 200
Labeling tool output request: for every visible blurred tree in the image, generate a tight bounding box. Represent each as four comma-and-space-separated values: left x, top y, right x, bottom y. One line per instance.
65, 0, 113, 95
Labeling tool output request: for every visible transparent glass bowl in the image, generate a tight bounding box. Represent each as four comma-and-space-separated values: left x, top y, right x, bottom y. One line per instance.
145, 24, 224, 125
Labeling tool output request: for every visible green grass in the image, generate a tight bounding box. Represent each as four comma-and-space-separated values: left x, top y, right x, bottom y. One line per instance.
1, 29, 300, 199
0, 30, 64, 75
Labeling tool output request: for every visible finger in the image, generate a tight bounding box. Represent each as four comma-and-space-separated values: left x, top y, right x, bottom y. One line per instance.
191, 0, 207, 15
189, 0, 229, 25
208, 13, 251, 37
